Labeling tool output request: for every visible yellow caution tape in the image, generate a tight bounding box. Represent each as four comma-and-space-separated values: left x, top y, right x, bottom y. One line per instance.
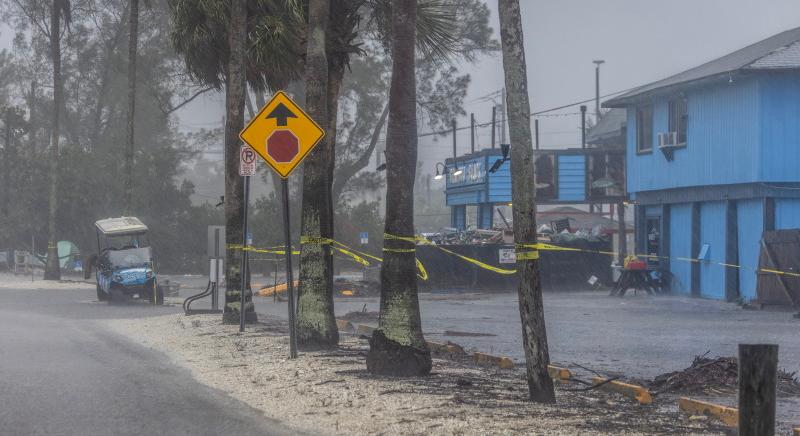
227, 243, 300, 255
515, 250, 540, 260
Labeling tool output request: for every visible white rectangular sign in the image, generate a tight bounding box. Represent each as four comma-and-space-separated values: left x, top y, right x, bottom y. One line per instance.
498, 248, 516, 264
239, 145, 257, 176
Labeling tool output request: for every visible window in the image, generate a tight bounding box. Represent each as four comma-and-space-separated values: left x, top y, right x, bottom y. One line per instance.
636, 104, 653, 153
669, 97, 688, 145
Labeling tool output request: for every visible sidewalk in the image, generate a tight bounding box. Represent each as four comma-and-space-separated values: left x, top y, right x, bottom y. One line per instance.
106, 313, 727, 435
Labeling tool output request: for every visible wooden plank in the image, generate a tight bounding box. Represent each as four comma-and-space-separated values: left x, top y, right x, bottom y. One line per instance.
760, 239, 797, 306
335, 319, 354, 333
355, 324, 375, 337
678, 397, 738, 427
547, 365, 571, 380
591, 377, 652, 404
473, 352, 514, 369
792, 426, 799, 436
426, 341, 465, 355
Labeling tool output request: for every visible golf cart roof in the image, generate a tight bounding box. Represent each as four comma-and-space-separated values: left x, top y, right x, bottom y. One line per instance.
94, 217, 148, 236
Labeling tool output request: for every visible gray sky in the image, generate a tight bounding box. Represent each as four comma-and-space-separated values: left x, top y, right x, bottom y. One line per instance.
3, 1, 800, 175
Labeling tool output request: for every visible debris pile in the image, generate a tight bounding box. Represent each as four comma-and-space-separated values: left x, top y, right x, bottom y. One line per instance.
649, 354, 800, 396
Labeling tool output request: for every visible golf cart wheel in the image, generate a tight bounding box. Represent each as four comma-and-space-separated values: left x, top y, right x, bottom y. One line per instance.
96, 284, 108, 302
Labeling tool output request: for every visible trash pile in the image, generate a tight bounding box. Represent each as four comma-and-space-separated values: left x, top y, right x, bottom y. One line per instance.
649, 354, 800, 396
422, 228, 505, 245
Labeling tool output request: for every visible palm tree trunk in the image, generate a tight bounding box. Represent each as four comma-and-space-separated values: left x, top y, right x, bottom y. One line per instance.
366, 0, 431, 377
123, 0, 138, 214
296, 0, 338, 348
44, 1, 63, 281
222, 0, 257, 324
497, 0, 555, 403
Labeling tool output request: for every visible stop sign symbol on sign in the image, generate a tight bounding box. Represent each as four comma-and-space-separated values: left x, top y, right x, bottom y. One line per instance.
267, 130, 299, 163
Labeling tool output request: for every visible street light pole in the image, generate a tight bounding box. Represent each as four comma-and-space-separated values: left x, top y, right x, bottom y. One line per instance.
593, 60, 605, 120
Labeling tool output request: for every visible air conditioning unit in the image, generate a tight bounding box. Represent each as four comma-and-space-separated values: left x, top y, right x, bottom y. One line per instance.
658, 131, 677, 148
657, 131, 679, 161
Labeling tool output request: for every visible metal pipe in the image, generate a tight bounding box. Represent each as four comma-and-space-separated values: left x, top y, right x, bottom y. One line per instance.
239, 175, 250, 332
282, 178, 298, 358
534, 118, 539, 150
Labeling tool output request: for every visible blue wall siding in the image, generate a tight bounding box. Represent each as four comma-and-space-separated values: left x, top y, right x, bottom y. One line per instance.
626, 78, 760, 194
759, 73, 800, 182
737, 199, 763, 300
446, 190, 486, 206
487, 160, 511, 203
775, 198, 800, 229
669, 203, 693, 294
557, 155, 585, 201
699, 201, 726, 299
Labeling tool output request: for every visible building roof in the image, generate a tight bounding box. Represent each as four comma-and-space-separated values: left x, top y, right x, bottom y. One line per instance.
586, 108, 626, 146
95, 217, 148, 235
538, 206, 632, 233
605, 26, 800, 107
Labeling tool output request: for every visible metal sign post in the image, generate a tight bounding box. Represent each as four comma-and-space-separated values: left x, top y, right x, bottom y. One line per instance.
239, 91, 324, 359
239, 146, 256, 333
281, 178, 298, 358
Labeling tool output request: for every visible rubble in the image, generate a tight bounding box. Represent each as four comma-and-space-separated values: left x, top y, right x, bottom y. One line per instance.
649, 354, 800, 396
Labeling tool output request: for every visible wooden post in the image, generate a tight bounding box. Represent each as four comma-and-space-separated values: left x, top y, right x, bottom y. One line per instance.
738, 344, 778, 436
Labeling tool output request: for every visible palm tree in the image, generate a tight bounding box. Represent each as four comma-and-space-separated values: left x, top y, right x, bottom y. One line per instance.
497, 0, 555, 403
295, 0, 339, 348
169, 0, 305, 324
43, 0, 72, 281
295, 0, 363, 349
365, 0, 431, 376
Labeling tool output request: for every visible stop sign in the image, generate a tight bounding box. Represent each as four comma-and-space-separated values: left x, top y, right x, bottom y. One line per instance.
266, 130, 299, 163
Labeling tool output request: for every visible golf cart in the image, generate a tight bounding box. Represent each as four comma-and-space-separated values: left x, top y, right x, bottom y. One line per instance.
85, 217, 163, 304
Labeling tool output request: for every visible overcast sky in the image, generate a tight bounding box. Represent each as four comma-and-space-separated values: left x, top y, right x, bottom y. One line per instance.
3, 0, 800, 176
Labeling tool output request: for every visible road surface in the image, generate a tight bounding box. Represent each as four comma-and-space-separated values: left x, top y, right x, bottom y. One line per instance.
0, 283, 291, 436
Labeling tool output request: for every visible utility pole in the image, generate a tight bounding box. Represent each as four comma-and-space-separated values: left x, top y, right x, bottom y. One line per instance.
491, 106, 496, 149
500, 88, 507, 144
534, 118, 539, 150
593, 60, 605, 120
452, 119, 457, 160
470, 113, 475, 154
580, 105, 587, 149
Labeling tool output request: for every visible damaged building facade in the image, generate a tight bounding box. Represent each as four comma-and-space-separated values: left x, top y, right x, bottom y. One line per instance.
605, 26, 800, 302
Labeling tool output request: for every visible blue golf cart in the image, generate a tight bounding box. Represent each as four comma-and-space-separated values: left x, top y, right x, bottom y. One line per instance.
85, 217, 163, 304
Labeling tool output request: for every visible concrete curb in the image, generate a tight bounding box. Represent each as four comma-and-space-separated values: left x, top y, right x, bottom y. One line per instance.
677, 397, 738, 427
591, 377, 653, 404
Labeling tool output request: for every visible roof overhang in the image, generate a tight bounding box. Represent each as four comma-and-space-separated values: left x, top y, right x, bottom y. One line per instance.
95, 217, 148, 236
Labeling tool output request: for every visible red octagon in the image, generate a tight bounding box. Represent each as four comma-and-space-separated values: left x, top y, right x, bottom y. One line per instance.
266, 130, 299, 163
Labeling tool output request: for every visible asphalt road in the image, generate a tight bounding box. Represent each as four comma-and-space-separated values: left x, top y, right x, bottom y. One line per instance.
0, 285, 292, 436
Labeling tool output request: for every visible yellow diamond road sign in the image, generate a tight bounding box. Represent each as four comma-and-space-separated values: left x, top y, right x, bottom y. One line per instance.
239, 91, 325, 178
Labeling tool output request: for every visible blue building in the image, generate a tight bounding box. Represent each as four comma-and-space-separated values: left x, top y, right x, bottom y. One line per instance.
605, 26, 800, 302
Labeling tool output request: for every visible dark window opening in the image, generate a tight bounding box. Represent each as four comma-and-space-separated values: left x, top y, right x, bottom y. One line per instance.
669, 97, 688, 145
636, 105, 653, 153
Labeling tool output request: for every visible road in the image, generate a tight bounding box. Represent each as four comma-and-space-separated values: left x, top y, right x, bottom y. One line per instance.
0, 283, 292, 436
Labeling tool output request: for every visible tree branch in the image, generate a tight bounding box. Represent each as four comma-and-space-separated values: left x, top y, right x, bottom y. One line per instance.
332, 102, 389, 204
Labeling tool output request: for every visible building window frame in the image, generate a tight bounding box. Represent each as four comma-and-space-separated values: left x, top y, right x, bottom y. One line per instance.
668, 97, 688, 146
636, 104, 654, 154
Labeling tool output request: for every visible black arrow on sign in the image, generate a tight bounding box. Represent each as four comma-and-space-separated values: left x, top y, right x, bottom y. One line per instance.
266, 103, 297, 126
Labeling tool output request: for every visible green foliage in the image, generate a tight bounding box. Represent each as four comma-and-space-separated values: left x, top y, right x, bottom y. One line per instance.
169, 0, 306, 91
0, 0, 221, 273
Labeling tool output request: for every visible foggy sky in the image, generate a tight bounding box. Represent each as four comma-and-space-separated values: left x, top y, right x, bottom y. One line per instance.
2, 0, 800, 178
